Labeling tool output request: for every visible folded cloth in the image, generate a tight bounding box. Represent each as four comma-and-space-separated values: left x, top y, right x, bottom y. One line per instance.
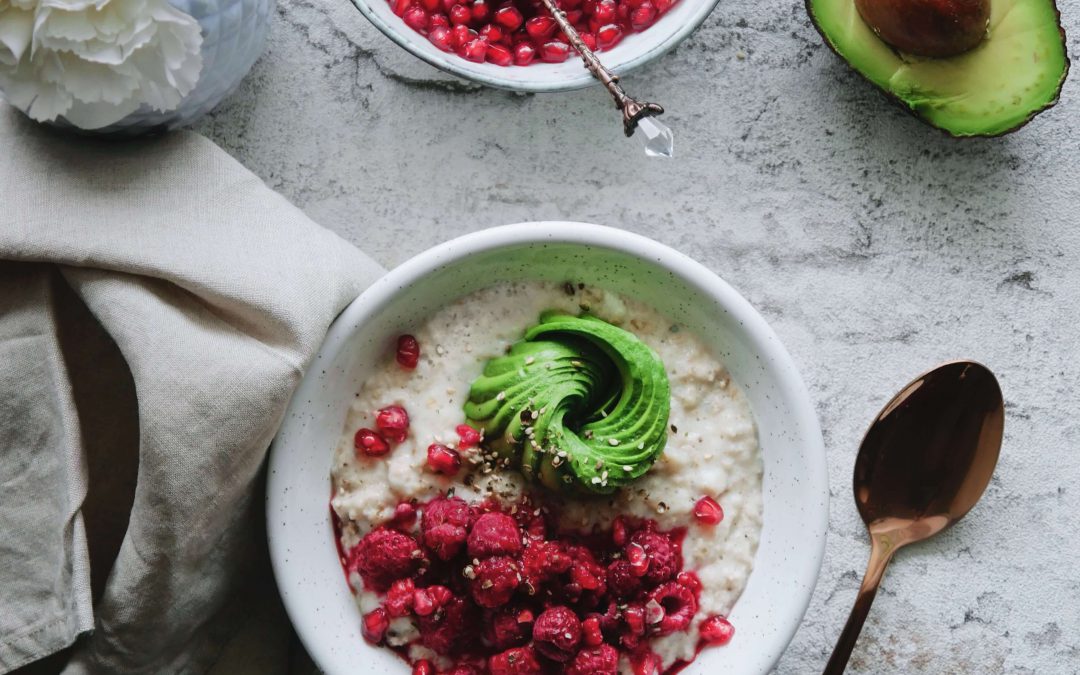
0, 106, 384, 674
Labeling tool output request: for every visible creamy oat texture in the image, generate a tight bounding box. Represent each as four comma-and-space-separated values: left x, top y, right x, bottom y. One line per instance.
331, 282, 764, 672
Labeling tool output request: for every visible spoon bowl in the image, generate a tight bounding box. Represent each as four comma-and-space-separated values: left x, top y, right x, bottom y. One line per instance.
824, 360, 1004, 674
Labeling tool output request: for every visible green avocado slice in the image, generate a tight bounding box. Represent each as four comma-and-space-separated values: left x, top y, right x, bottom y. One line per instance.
464, 311, 670, 495
807, 0, 1069, 137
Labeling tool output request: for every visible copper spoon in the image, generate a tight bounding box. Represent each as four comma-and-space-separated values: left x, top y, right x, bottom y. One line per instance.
535, 0, 672, 156
823, 360, 1004, 674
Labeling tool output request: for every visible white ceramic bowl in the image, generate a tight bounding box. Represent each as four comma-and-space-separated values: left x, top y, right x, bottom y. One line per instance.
267, 222, 828, 674
348, 0, 722, 92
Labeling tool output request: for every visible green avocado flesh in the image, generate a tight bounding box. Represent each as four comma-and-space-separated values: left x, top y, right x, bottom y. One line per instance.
808, 0, 1069, 136
464, 311, 670, 495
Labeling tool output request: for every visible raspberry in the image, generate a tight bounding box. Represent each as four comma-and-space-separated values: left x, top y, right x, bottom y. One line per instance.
568, 546, 606, 593
519, 538, 571, 592
361, 607, 388, 643
699, 614, 735, 645
677, 571, 703, 596
352, 528, 422, 591
385, 578, 416, 617
470, 556, 520, 608
607, 559, 644, 600
421, 496, 472, 560
456, 423, 482, 448
375, 405, 410, 443
582, 615, 604, 647
488, 646, 543, 675
648, 582, 698, 635
468, 512, 523, 558
417, 596, 478, 654
628, 529, 680, 585
484, 606, 534, 650
567, 644, 619, 675
532, 605, 582, 662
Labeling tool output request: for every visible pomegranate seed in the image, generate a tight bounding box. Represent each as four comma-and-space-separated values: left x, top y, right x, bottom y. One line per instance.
693, 496, 724, 525
677, 571, 703, 594
479, 23, 504, 42
582, 616, 604, 646
580, 31, 597, 51
361, 608, 389, 643
526, 15, 557, 40
429, 24, 453, 50
430, 12, 450, 27
539, 40, 570, 62
413, 660, 435, 675
486, 42, 513, 66
612, 517, 628, 546
700, 615, 735, 645
451, 24, 477, 48
456, 423, 482, 448
441, 0, 456, 11
354, 428, 391, 458
461, 37, 489, 62
427, 443, 462, 474
595, 22, 623, 49
565, 9, 583, 23
512, 42, 536, 65
630, 1, 657, 30
627, 543, 649, 577
418, 0, 440, 10
413, 587, 436, 616
581, 0, 597, 15
391, 501, 418, 527
392, 0, 412, 15
375, 405, 410, 443
449, 3, 471, 24
593, 0, 616, 23
562, 0, 581, 8
471, 0, 490, 23
396, 334, 420, 369
616, 2, 630, 21
493, 5, 523, 30
654, 0, 673, 11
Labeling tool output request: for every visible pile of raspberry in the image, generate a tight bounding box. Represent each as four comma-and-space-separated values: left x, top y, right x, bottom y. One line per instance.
345, 494, 735, 674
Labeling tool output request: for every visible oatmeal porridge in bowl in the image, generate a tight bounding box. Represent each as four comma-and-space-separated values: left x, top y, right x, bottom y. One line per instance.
267, 222, 827, 675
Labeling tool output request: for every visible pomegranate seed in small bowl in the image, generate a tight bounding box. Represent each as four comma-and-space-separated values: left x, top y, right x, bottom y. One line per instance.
346, 0, 721, 91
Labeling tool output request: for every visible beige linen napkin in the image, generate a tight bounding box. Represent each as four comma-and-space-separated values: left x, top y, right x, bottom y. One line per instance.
0, 106, 384, 674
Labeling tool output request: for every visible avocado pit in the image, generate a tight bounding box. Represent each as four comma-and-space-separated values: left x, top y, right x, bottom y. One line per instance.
854, 0, 990, 57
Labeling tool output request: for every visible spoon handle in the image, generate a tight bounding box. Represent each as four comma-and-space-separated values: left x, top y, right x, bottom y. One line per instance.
823, 533, 897, 675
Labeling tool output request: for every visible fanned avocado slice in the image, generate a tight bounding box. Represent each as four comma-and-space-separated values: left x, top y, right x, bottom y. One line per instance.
464, 311, 670, 495
807, 0, 1069, 136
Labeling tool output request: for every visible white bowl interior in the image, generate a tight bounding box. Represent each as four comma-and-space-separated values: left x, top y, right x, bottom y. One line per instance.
350, 0, 722, 91
268, 223, 827, 674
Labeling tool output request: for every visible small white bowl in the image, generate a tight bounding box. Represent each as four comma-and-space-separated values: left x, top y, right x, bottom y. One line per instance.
267, 222, 828, 674
348, 0, 722, 92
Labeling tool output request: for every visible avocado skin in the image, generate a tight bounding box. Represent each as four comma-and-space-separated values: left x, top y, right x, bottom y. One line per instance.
806, 0, 1070, 138
464, 311, 670, 495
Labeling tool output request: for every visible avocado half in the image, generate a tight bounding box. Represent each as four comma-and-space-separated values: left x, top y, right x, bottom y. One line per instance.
807, 0, 1070, 136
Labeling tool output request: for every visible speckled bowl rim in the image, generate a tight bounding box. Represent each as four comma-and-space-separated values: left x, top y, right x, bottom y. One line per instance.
347, 0, 723, 92
268, 221, 828, 674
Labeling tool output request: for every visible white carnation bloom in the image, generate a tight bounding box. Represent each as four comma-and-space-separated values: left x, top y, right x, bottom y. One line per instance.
0, 0, 202, 129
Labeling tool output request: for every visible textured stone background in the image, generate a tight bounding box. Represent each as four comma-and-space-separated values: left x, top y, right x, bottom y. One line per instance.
195, 0, 1080, 672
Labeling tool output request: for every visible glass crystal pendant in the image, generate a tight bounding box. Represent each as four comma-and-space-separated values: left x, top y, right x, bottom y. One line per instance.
635, 117, 674, 158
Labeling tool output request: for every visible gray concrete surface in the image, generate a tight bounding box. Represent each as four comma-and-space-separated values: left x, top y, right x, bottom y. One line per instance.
195, 0, 1080, 672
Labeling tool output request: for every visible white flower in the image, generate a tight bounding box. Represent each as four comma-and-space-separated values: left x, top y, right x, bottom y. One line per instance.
0, 0, 202, 129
